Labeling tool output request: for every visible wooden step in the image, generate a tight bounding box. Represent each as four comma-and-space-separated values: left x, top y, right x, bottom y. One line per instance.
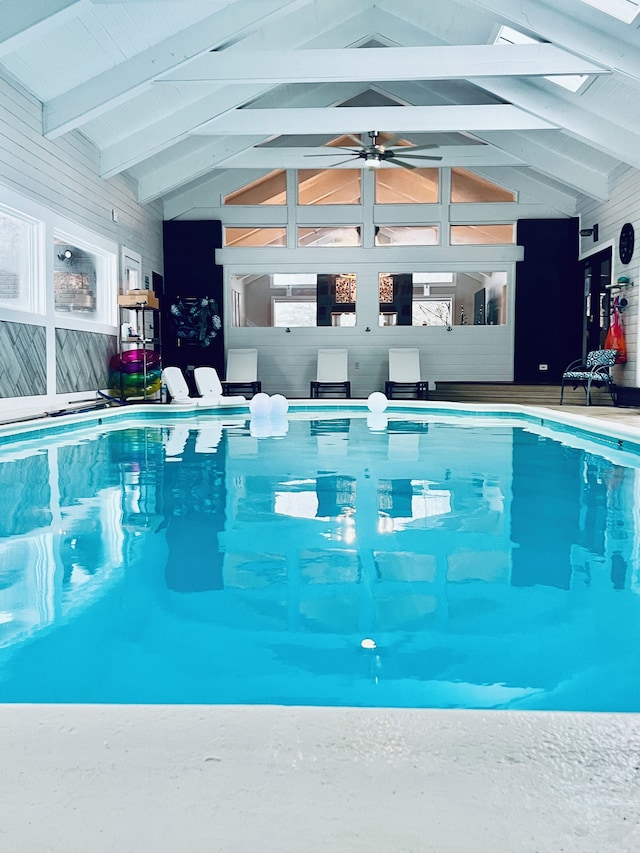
430, 382, 614, 406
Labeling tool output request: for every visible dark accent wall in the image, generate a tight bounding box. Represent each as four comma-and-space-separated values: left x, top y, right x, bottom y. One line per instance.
515, 218, 582, 383
56, 328, 117, 394
0, 320, 46, 397
162, 220, 224, 378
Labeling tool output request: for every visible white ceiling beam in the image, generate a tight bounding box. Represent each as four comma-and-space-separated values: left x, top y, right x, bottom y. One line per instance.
136, 147, 265, 204
462, 0, 640, 83
475, 77, 640, 170
138, 155, 267, 204
373, 5, 640, 170
99, 2, 372, 176
216, 145, 524, 169
473, 131, 610, 201
375, 80, 611, 201
469, 165, 578, 215
43, 0, 313, 138
214, 245, 525, 265
0, 0, 83, 58
99, 85, 273, 178
132, 79, 367, 199
196, 105, 557, 135
159, 44, 606, 83
164, 170, 274, 219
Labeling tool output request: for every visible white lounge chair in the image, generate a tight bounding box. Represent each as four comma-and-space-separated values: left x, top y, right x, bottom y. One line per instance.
310, 348, 350, 398
194, 366, 247, 406
162, 366, 209, 407
223, 348, 262, 397
385, 348, 429, 400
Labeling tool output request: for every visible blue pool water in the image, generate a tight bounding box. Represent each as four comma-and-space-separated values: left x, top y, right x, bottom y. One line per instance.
1, 409, 640, 711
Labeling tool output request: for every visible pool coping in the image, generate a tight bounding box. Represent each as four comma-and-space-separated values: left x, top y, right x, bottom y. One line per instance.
2, 397, 640, 453
0, 703, 638, 851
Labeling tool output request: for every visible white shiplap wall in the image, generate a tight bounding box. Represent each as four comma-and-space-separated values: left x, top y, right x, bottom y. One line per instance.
577, 165, 640, 388
0, 65, 164, 414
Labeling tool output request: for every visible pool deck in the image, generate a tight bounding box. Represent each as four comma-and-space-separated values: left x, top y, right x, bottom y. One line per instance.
1, 400, 640, 852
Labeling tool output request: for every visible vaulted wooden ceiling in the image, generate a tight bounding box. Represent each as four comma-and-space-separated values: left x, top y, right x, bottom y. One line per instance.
2, 0, 639, 217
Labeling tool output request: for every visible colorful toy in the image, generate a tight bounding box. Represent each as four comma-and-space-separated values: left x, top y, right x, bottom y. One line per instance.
109, 349, 162, 398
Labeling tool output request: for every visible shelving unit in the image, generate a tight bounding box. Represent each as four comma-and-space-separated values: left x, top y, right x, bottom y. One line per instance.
117, 293, 162, 402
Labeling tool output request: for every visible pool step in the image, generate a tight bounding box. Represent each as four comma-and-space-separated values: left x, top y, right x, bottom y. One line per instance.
431, 382, 615, 407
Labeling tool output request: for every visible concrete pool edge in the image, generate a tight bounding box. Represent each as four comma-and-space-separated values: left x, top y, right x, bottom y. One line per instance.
0, 703, 639, 852
2, 397, 640, 450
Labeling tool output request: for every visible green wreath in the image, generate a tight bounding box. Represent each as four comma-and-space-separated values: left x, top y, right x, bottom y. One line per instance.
170, 297, 221, 348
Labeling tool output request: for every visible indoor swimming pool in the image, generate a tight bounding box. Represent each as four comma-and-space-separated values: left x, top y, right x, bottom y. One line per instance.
1, 405, 640, 711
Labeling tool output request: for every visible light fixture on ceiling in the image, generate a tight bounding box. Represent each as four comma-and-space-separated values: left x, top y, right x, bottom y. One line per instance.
305, 131, 442, 170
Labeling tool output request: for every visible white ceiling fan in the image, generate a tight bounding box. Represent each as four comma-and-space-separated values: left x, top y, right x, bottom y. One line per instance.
305, 130, 442, 169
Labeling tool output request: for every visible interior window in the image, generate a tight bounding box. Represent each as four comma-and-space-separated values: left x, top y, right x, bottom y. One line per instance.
297, 170, 361, 205
375, 226, 439, 246
0, 204, 38, 313
223, 171, 286, 205
375, 168, 439, 204
379, 271, 508, 326
224, 227, 287, 247
298, 227, 361, 247
230, 272, 357, 327
451, 169, 516, 203
450, 225, 515, 245
54, 234, 116, 323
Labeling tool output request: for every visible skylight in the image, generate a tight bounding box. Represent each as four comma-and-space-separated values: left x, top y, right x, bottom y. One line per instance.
495, 25, 589, 93
576, 0, 640, 24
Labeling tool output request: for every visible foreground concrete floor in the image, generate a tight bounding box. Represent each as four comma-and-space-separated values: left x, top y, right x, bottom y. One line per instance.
0, 705, 639, 853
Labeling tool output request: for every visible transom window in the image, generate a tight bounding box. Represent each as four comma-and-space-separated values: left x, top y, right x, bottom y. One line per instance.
223, 171, 286, 205
298, 170, 361, 205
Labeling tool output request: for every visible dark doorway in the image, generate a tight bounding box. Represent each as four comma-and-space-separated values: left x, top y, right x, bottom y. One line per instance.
514, 218, 582, 383
581, 247, 612, 358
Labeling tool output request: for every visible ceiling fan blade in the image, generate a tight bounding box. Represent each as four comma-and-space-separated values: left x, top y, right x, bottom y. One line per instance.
394, 153, 443, 162
322, 156, 363, 167
401, 143, 440, 152
392, 159, 417, 170
304, 147, 359, 156
304, 154, 358, 159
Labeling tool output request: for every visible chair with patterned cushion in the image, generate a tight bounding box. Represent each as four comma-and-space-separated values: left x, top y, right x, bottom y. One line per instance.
560, 349, 617, 406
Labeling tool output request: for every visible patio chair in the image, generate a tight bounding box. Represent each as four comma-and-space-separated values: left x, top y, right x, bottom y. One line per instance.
222, 348, 262, 397
560, 349, 617, 406
162, 366, 210, 407
193, 366, 247, 406
310, 348, 350, 398
385, 348, 429, 400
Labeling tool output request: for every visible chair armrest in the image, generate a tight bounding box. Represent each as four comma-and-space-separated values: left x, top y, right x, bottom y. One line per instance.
563, 359, 584, 372
591, 364, 614, 377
